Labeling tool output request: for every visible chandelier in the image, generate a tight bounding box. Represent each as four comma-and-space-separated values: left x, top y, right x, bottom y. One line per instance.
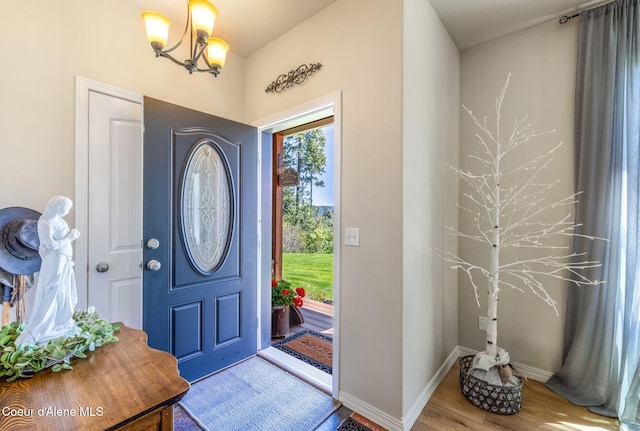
142, 0, 229, 77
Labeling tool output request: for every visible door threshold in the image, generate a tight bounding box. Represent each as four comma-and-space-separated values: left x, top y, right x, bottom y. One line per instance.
259, 347, 332, 395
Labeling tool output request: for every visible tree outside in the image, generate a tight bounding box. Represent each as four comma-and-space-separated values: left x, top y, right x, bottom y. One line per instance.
281, 128, 334, 302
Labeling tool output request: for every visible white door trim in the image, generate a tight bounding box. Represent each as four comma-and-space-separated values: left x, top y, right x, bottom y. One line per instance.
74, 76, 143, 310
252, 90, 342, 399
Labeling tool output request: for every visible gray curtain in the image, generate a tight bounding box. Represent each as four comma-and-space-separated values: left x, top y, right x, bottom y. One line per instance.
545, 1, 640, 429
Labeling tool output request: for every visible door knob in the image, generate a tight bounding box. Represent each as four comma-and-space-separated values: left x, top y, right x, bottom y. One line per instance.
95, 262, 110, 273
146, 260, 162, 271
146, 238, 160, 249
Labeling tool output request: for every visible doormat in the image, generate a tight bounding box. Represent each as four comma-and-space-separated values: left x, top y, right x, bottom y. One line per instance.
179, 356, 339, 431
337, 413, 386, 431
336, 417, 373, 431
272, 329, 333, 374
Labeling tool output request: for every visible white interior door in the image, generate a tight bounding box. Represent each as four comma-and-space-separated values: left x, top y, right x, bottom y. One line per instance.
87, 90, 143, 328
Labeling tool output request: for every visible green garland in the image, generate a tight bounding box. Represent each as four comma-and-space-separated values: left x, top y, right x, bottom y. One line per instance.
0, 307, 120, 382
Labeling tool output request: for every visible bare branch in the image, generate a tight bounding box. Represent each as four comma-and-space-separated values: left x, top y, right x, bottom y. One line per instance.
430, 247, 491, 306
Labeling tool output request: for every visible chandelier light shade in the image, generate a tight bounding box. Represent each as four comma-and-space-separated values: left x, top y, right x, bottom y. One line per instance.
207, 38, 229, 69
142, 0, 228, 77
141, 12, 171, 51
189, 0, 217, 40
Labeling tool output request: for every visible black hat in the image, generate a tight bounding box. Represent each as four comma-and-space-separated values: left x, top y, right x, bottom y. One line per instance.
0, 207, 42, 275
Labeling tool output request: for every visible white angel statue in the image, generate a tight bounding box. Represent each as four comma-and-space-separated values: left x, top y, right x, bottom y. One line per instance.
15, 196, 80, 346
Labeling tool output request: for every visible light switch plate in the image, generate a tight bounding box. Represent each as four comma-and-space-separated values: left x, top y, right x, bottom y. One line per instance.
478, 316, 488, 331
345, 228, 360, 246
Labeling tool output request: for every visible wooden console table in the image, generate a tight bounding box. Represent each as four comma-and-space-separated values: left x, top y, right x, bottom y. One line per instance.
0, 324, 190, 430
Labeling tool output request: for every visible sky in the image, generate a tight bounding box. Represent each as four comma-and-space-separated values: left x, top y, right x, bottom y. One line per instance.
312, 125, 334, 207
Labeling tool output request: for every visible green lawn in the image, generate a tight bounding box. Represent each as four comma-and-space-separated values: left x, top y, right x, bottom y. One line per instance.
282, 253, 333, 302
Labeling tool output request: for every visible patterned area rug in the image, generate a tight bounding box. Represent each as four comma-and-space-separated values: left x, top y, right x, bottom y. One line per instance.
272, 329, 333, 374
337, 417, 373, 431
179, 356, 339, 431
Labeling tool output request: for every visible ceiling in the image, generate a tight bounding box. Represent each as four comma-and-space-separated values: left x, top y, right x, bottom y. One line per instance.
429, 0, 613, 50
129, 0, 613, 58
129, 0, 338, 58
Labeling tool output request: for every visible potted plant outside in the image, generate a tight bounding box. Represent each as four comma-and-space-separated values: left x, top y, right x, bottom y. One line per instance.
271, 279, 305, 339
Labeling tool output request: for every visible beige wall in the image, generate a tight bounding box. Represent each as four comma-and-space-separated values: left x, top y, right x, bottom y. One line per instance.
0, 0, 245, 214
245, 0, 460, 426
459, 19, 579, 373
402, 0, 459, 420
245, 0, 405, 420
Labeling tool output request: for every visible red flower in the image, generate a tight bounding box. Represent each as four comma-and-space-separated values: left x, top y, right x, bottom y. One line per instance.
271, 279, 278, 288
293, 297, 303, 307
282, 289, 290, 296
295, 287, 306, 298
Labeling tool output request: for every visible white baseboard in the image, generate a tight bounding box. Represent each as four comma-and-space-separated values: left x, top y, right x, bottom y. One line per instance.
457, 346, 553, 382
402, 347, 460, 430
338, 391, 404, 431
338, 346, 553, 431
338, 347, 460, 431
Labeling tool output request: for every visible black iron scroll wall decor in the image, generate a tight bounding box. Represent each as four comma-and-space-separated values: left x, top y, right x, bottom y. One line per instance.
265, 63, 322, 94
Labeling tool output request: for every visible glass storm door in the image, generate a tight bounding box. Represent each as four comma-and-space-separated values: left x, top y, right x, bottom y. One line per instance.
142, 97, 258, 382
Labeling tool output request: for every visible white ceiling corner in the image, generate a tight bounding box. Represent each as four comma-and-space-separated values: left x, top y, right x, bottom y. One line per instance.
428, 0, 612, 50
128, 0, 612, 59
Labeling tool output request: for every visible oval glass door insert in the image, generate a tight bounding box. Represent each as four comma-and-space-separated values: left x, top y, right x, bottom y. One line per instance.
180, 140, 234, 274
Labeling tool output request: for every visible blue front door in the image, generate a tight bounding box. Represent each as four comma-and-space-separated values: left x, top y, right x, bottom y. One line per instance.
142, 97, 258, 381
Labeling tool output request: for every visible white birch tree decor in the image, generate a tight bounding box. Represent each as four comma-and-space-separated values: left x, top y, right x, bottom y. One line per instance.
435, 75, 603, 378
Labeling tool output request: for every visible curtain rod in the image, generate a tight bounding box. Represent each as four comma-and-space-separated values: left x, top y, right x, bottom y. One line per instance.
559, 13, 580, 24
559, 0, 615, 24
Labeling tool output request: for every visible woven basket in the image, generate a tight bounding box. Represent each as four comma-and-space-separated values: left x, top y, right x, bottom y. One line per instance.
459, 355, 523, 415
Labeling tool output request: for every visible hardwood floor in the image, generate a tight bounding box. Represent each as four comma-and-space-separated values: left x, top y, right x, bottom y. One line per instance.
175, 353, 619, 430
314, 405, 354, 431
177, 303, 618, 431
412, 359, 620, 431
